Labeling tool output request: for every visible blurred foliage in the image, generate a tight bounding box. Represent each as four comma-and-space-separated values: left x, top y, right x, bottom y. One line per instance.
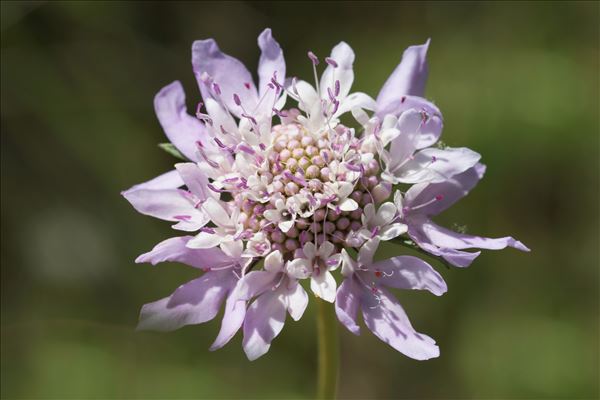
1, 1, 598, 399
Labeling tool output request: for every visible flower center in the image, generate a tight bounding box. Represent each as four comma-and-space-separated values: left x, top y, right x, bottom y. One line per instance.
233, 122, 384, 256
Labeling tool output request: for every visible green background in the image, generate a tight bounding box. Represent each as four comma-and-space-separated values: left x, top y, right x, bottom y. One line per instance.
1, 1, 598, 399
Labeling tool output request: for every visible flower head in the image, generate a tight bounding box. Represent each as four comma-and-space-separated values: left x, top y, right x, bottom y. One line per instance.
123, 29, 528, 361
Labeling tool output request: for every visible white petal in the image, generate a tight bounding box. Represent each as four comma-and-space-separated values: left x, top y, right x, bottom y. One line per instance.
186, 231, 224, 249
310, 271, 337, 302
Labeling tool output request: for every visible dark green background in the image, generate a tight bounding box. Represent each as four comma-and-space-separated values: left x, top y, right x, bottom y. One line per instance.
1, 1, 598, 399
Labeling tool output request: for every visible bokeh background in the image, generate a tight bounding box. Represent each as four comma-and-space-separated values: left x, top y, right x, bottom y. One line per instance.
1, 1, 598, 399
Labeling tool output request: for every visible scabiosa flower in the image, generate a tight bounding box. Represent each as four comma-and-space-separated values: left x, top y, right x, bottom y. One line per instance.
123, 29, 529, 362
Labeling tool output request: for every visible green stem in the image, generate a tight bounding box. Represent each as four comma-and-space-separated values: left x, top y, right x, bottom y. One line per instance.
316, 298, 339, 400
391, 237, 453, 269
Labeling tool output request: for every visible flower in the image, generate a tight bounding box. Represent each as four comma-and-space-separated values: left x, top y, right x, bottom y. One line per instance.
337, 238, 447, 360
123, 29, 528, 361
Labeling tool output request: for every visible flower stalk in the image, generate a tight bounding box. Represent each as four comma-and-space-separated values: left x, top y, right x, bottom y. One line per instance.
316, 298, 339, 400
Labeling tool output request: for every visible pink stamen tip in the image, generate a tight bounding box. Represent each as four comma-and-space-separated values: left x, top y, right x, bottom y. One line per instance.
431, 156, 437, 162
244, 82, 251, 90
207, 184, 223, 193
233, 93, 242, 106
200, 227, 216, 234
307, 51, 319, 65
242, 113, 258, 125
325, 57, 338, 68
195, 140, 204, 149
214, 137, 226, 148
401, 96, 406, 103
371, 226, 380, 238
327, 87, 336, 102
331, 99, 340, 115
196, 102, 204, 114
212, 83, 221, 95
238, 144, 255, 155
435, 195, 444, 201
345, 163, 362, 172
267, 83, 275, 90
173, 215, 191, 221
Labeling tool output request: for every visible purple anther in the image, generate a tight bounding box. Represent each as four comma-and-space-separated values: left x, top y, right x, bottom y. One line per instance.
214, 137, 227, 148
244, 82, 251, 90
370, 226, 380, 238
334, 80, 340, 96
327, 87, 336, 102
207, 184, 223, 193
325, 57, 338, 67
259, 143, 266, 151
242, 113, 258, 125
233, 93, 242, 106
238, 143, 255, 155
345, 163, 362, 172
331, 99, 340, 115
326, 258, 339, 266
212, 83, 221, 95
200, 227, 216, 234
173, 215, 191, 221
307, 51, 319, 65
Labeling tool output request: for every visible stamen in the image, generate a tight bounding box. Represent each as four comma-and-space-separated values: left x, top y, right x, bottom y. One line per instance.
233, 93, 242, 106
307, 51, 319, 65
200, 227, 216, 234
212, 83, 221, 95
207, 184, 224, 193
238, 144, 256, 155
325, 57, 338, 68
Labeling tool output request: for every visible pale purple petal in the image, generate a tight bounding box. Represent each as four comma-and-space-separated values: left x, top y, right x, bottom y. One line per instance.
412, 238, 481, 268
370, 256, 447, 296
186, 231, 224, 249
257, 28, 286, 97
137, 270, 234, 331
210, 295, 246, 351
335, 278, 360, 335
242, 290, 287, 360
361, 287, 439, 360
135, 236, 232, 269
311, 270, 337, 303
235, 270, 277, 301
417, 220, 530, 252
122, 188, 207, 230
393, 147, 481, 184
192, 39, 258, 116
122, 170, 183, 194
320, 42, 354, 99
154, 81, 208, 161
285, 280, 308, 321
376, 40, 430, 109
334, 92, 377, 117
175, 163, 211, 201
377, 96, 443, 149
405, 163, 486, 216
